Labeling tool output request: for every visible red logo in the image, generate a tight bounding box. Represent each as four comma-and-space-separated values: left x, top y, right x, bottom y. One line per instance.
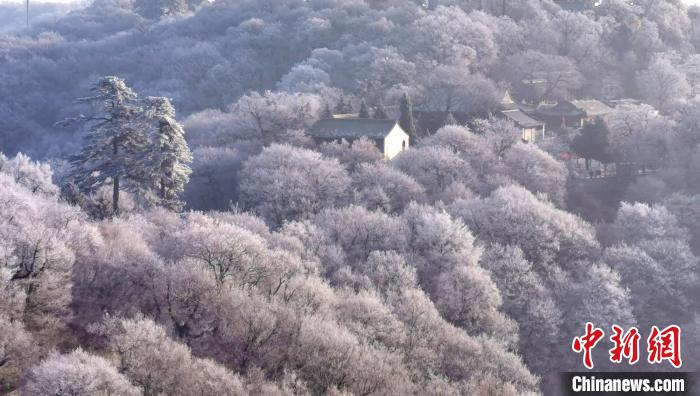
573, 324, 682, 369
572, 322, 605, 369
647, 325, 682, 368
609, 325, 640, 365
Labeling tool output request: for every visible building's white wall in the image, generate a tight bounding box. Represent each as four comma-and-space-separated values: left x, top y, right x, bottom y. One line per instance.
383, 124, 409, 159
522, 126, 546, 142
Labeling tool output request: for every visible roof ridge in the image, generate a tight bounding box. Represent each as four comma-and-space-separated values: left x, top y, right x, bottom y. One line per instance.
319, 118, 396, 122
310, 118, 401, 140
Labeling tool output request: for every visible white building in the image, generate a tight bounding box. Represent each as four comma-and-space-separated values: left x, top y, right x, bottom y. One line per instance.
309, 118, 410, 159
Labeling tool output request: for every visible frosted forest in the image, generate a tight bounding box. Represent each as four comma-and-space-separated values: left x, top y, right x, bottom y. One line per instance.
1, 0, 699, 395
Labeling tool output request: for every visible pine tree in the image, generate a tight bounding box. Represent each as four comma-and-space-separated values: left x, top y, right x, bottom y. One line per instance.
322, 103, 333, 119
358, 99, 371, 118
335, 95, 355, 114
139, 97, 193, 211
64, 76, 146, 215
335, 96, 348, 114
571, 117, 614, 170
373, 100, 389, 119
399, 93, 418, 140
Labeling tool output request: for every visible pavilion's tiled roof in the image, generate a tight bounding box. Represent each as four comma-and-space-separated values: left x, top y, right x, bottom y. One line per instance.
571, 99, 614, 117
536, 101, 586, 117
500, 109, 544, 128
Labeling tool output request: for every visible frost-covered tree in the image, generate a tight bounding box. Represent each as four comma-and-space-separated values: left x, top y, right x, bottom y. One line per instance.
503, 143, 568, 207
138, 97, 193, 211
480, 244, 562, 374
452, 186, 635, 380
175, 220, 267, 285
604, 242, 695, 326
239, 144, 350, 227
499, 50, 583, 104
444, 112, 458, 126
606, 104, 672, 171
470, 117, 521, 158
64, 76, 146, 215
0, 317, 36, 390
551, 10, 604, 66
22, 349, 141, 396
314, 205, 408, 265
606, 202, 698, 325
94, 317, 246, 396
317, 137, 383, 171
0, 153, 57, 196
227, 91, 323, 143
450, 185, 599, 275
419, 125, 502, 189
432, 259, 517, 344
351, 162, 425, 213
409, 5, 497, 70
662, 193, 700, 253
421, 70, 501, 114
393, 146, 478, 198
0, 172, 80, 338
308, 205, 538, 393
399, 203, 517, 343
610, 201, 688, 244
636, 57, 691, 112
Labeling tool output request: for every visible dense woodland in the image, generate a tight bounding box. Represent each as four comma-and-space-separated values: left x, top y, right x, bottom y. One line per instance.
1, 0, 700, 395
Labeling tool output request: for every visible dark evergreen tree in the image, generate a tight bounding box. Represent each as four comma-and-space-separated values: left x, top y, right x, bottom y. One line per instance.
322, 103, 333, 119
373, 100, 389, 119
399, 93, 418, 140
571, 117, 614, 170
335, 96, 353, 114
358, 99, 371, 118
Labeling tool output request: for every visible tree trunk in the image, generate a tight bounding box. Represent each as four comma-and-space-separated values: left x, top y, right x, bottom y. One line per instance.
112, 136, 120, 215
113, 175, 120, 215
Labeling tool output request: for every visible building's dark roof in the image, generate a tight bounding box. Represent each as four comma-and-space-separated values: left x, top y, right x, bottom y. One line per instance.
499, 109, 544, 128
414, 110, 490, 136
309, 119, 399, 140
414, 108, 545, 135
535, 101, 585, 118
555, 0, 595, 12
571, 100, 613, 117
